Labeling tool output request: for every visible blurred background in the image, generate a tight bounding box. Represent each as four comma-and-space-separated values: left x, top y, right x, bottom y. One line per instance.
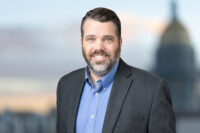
0, 0, 200, 132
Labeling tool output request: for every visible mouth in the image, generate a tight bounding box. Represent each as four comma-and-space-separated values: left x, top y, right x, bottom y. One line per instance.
92, 54, 108, 62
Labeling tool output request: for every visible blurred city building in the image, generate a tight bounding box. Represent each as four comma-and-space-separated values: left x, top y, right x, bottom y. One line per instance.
0, 108, 56, 133
154, 1, 200, 116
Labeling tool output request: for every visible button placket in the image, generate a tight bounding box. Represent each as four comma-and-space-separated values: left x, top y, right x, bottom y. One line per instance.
84, 85, 101, 133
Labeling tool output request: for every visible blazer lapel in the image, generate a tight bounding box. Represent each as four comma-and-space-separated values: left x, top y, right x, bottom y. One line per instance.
65, 69, 85, 133
102, 59, 134, 133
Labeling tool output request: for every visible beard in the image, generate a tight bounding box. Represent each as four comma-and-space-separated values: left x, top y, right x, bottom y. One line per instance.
82, 46, 121, 76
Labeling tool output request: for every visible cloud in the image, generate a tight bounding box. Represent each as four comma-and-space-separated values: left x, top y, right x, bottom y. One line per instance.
0, 26, 85, 79
0, 77, 57, 113
0, 27, 43, 52
0, 91, 56, 114
118, 11, 167, 44
0, 78, 56, 93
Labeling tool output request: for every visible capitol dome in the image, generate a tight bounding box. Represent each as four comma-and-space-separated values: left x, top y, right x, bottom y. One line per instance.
160, 18, 191, 45
155, 0, 196, 114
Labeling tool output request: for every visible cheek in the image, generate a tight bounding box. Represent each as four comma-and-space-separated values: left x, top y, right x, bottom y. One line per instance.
107, 45, 119, 54
83, 45, 92, 55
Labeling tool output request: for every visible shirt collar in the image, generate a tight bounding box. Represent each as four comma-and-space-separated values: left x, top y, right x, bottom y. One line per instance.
85, 60, 119, 89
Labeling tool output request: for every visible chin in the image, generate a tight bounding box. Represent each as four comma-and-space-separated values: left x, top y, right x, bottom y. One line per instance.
90, 64, 109, 75
94, 64, 108, 72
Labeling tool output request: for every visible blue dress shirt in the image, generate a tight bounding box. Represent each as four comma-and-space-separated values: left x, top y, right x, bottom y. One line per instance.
76, 61, 119, 133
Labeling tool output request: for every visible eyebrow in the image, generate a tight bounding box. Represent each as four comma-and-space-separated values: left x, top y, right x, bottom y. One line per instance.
84, 35, 95, 38
104, 35, 114, 38
84, 34, 115, 39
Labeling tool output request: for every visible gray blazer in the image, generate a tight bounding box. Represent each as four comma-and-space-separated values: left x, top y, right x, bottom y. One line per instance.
57, 59, 176, 133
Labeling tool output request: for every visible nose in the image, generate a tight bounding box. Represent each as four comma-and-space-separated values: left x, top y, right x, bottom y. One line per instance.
94, 39, 105, 50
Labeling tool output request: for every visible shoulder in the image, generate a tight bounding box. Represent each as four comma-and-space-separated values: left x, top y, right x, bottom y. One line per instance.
118, 59, 169, 93
130, 65, 168, 88
126, 64, 170, 97
119, 59, 163, 84
58, 68, 85, 84
129, 65, 163, 82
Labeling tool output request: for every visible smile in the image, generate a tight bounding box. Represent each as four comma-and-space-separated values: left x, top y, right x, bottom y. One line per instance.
92, 55, 108, 61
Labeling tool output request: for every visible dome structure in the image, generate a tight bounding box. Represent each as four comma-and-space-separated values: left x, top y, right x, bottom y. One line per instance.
154, 0, 197, 114
160, 19, 191, 45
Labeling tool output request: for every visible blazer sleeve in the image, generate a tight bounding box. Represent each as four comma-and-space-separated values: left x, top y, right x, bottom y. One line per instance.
148, 79, 176, 133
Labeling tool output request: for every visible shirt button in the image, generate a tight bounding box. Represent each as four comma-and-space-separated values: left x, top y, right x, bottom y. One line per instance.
91, 114, 95, 119
104, 88, 107, 90
95, 92, 98, 96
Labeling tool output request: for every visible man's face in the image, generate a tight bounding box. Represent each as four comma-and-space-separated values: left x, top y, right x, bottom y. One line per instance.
82, 19, 122, 76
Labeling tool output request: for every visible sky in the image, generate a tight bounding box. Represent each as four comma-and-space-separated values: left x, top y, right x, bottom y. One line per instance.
0, 0, 200, 113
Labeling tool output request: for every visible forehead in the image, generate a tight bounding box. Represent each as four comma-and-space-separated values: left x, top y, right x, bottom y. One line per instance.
83, 19, 116, 37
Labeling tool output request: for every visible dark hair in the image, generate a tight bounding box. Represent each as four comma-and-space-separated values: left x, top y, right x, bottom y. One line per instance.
81, 7, 121, 39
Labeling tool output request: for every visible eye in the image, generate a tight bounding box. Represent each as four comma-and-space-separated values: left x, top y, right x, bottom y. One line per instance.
86, 37, 95, 42
104, 37, 113, 42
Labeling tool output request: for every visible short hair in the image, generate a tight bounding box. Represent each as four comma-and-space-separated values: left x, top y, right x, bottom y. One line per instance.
81, 7, 121, 39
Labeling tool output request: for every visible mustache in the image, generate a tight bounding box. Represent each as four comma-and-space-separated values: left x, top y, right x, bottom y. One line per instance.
90, 50, 110, 57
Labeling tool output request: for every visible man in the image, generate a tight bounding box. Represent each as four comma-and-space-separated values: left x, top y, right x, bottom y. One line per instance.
57, 7, 176, 133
